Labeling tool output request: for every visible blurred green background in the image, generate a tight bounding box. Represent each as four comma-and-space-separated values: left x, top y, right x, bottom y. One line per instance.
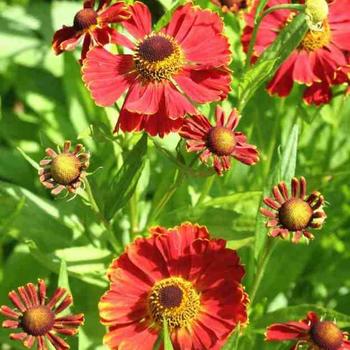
0, 0, 349, 349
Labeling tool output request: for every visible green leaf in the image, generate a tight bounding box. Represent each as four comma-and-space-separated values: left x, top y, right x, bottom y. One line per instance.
154, 0, 187, 31
227, 236, 254, 250
239, 59, 277, 112
239, 13, 308, 110
26, 241, 109, 288
17, 146, 40, 170
163, 319, 174, 350
103, 134, 148, 220
279, 124, 299, 183
58, 259, 71, 294
221, 327, 240, 350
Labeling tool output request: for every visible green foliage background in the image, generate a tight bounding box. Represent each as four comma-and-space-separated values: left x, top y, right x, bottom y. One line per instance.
0, 0, 349, 349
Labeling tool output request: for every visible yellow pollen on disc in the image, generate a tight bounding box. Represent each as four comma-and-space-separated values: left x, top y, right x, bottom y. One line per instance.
21, 306, 55, 336
134, 33, 185, 83
278, 198, 313, 231
148, 277, 200, 330
300, 20, 331, 52
51, 153, 81, 185
207, 126, 236, 156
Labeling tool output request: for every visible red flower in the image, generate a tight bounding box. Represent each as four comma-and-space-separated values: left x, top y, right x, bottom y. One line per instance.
179, 106, 259, 175
0, 279, 84, 349
260, 177, 327, 243
38, 140, 90, 196
99, 223, 249, 350
266, 311, 350, 350
52, 0, 130, 63
82, 2, 231, 137
242, 0, 350, 105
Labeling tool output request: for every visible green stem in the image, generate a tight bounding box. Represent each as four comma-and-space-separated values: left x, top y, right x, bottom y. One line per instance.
129, 191, 139, 238
249, 238, 277, 306
84, 179, 121, 253
245, 3, 305, 70
147, 156, 198, 225
148, 169, 185, 225
196, 175, 215, 206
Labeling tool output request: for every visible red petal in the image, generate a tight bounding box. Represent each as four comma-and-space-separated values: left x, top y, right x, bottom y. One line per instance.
175, 67, 231, 103
164, 4, 230, 68
125, 82, 163, 115
266, 321, 310, 341
117, 98, 184, 137
267, 53, 297, 97
164, 83, 196, 118
103, 322, 158, 350
303, 81, 332, 106
98, 2, 130, 24
82, 48, 135, 106
52, 26, 81, 55
122, 1, 152, 40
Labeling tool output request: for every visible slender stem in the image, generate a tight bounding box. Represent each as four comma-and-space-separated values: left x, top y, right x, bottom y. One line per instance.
84, 179, 121, 253
148, 169, 185, 225
249, 238, 277, 305
196, 175, 215, 206
245, 4, 305, 70
147, 156, 198, 226
129, 191, 139, 238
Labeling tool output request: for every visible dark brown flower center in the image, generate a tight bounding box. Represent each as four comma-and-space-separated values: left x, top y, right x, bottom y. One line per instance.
148, 277, 200, 329
74, 8, 98, 31
138, 35, 174, 62
21, 306, 55, 336
279, 198, 313, 231
134, 33, 184, 82
311, 321, 343, 350
159, 285, 183, 308
51, 153, 81, 185
207, 126, 236, 156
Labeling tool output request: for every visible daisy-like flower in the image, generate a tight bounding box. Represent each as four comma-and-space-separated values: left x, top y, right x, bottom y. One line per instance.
260, 177, 327, 243
241, 0, 350, 105
266, 311, 350, 349
52, 0, 130, 63
211, 0, 252, 14
0, 279, 84, 349
99, 222, 249, 349
82, 2, 231, 137
179, 106, 259, 176
39, 140, 90, 196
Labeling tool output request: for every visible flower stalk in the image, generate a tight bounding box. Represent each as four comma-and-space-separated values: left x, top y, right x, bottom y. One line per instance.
83, 179, 121, 253
245, 3, 305, 70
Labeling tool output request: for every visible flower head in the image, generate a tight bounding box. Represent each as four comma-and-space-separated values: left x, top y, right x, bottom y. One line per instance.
179, 106, 259, 175
99, 222, 249, 349
260, 177, 326, 243
211, 0, 252, 14
39, 140, 90, 196
242, 0, 350, 105
52, 0, 130, 63
0, 279, 84, 349
305, 0, 329, 31
266, 311, 350, 350
82, 2, 231, 137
